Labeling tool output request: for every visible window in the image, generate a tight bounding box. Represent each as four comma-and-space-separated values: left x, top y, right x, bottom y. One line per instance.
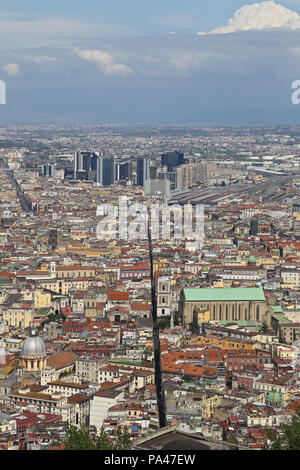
256, 305, 260, 321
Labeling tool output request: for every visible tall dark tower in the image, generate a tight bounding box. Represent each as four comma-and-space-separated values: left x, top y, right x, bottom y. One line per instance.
137, 158, 151, 187
74, 151, 101, 181
103, 157, 115, 186
161, 151, 185, 172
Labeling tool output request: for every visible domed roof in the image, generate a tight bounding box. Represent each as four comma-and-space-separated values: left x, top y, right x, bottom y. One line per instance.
22, 334, 46, 356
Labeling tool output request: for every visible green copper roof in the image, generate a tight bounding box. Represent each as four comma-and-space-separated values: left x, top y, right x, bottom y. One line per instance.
272, 314, 291, 323
271, 306, 283, 313
220, 320, 258, 327
266, 391, 282, 404
0, 278, 13, 285
184, 287, 265, 302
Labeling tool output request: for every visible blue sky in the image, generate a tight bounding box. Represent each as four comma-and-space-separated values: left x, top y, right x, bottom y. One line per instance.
0, 1, 265, 33
1, 1, 300, 125
1, 1, 300, 36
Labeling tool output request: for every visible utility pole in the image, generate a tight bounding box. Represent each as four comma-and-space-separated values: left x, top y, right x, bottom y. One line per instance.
147, 218, 167, 428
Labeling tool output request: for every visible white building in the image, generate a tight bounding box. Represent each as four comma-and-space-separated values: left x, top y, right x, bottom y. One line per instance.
89, 389, 124, 433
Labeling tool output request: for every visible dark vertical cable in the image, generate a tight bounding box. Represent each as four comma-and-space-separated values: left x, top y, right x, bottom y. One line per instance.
147, 217, 167, 428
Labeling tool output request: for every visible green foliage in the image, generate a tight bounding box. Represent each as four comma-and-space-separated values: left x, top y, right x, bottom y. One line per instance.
158, 316, 170, 330
260, 320, 269, 333
266, 409, 300, 450
58, 366, 75, 379
143, 349, 152, 360
64, 423, 131, 450
41, 312, 66, 326
173, 311, 179, 327
64, 423, 95, 450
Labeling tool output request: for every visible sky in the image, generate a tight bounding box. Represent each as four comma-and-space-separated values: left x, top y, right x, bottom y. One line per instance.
2, 1, 300, 125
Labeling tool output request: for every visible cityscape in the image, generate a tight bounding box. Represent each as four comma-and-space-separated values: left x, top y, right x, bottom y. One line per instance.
0, 0, 300, 457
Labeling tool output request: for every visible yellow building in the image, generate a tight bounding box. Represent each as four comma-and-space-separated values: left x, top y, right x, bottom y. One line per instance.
0, 415, 16, 435
56, 264, 96, 279
188, 335, 255, 351
256, 257, 276, 267
192, 308, 210, 331
3, 307, 34, 330
40, 278, 89, 295
34, 290, 52, 309
201, 394, 221, 419
0, 356, 20, 380
2, 338, 23, 350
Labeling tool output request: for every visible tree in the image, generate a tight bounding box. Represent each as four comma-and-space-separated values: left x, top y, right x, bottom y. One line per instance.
64, 423, 95, 450
158, 316, 171, 330
266, 409, 300, 450
260, 319, 269, 334
173, 311, 179, 327
64, 423, 132, 450
41, 312, 66, 326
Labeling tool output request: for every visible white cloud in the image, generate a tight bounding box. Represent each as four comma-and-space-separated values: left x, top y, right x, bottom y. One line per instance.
0, 16, 138, 49
2, 63, 20, 76
30, 56, 57, 64
75, 49, 134, 76
198, 1, 300, 35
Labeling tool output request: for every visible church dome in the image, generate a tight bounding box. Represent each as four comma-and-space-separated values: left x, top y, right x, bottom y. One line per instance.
22, 335, 46, 356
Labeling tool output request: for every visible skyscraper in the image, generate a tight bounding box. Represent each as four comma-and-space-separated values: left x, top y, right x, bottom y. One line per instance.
137, 157, 151, 186
115, 161, 130, 182
102, 156, 115, 186
43, 163, 54, 177
161, 151, 186, 172
74, 151, 103, 182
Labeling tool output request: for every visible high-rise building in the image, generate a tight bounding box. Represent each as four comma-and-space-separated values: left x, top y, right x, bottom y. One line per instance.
115, 161, 130, 182
175, 161, 216, 189
96, 155, 103, 184
43, 164, 54, 177
74, 151, 102, 181
102, 157, 115, 186
161, 151, 186, 172
157, 168, 177, 191
137, 158, 151, 186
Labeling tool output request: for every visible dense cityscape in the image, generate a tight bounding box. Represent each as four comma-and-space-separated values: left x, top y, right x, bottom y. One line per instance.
0, 124, 299, 451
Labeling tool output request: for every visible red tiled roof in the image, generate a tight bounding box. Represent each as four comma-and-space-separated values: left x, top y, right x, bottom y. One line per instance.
107, 290, 129, 302
46, 350, 77, 370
